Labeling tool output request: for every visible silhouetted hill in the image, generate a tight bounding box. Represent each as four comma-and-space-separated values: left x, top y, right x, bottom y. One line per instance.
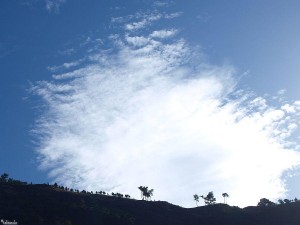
1, 181, 300, 225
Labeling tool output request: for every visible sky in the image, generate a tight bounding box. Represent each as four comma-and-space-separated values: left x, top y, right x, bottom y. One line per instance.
1, 0, 300, 208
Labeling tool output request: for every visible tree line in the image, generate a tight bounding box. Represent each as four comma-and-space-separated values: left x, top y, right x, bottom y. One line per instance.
193, 192, 229, 206
0, 173, 27, 185
258, 197, 299, 206
2, 173, 299, 207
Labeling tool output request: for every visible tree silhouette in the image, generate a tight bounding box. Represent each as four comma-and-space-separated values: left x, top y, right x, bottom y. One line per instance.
193, 194, 199, 206
138, 186, 154, 200
278, 198, 297, 204
201, 191, 216, 205
257, 198, 276, 207
222, 193, 229, 204
145, 188, 154, 200
0, 173, 9, 182
138, 186, 146, 200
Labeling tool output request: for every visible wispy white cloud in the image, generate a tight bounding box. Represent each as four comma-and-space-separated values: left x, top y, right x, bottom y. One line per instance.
272, 89, 287, 102
153, 1, 173, 7
164, 12, 182, 19
150, 29, 178, 39
125, 35, 150, 47
112, 11, 182, 31
47, 59, 83, 72
56, 35, 103, 57
111, 16, 126, 24
278, 89, 287, 95
32, 11, 300, 208
46, 0, 66, 13
58, 48, 76, 56
125, 13, 162, 31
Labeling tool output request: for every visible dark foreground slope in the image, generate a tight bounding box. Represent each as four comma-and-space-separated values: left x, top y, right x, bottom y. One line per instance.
1, 182, 300, 225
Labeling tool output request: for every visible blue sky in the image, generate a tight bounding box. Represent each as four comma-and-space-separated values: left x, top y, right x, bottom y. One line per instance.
1, 0, 300, 207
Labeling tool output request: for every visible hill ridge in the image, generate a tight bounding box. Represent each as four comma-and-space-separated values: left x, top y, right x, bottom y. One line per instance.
1, 181, 300, 225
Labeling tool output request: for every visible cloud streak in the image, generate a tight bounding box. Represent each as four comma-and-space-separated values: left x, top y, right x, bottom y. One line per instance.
32, 12, 300, 208
47, 59, 83, 72
150, 29, 178, 39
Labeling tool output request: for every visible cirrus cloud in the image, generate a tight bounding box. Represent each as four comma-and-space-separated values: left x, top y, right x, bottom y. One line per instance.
32, 12, 300, 208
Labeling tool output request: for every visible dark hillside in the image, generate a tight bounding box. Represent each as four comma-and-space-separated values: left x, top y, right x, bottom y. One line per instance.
1, 182, 300, 225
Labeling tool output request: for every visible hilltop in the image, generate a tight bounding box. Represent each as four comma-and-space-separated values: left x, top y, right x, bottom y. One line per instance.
1, 177, 300, 225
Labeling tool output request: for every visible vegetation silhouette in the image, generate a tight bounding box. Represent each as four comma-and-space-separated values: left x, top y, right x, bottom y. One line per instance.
2, 173, 300, 225
200, 191, 216, 205
222, 193, 229, 204
193, 194, 199, 206
138, 186, 154, 200
257, 198, 276, 207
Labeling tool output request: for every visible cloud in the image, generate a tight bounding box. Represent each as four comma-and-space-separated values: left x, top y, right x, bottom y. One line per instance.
58, 48, 76, 56
112, 11, 182, 31
47, 59, 82, 72
125, 13, 162, 31
281, 104, 296, 114
111, 16, 127, 24
153, 1, 173, 7
125, 35, 150, 47
46, 0, 66, 13
32, 13, 300, 208
150, 29, 178, 39
164, 12, 182, 19
278, 89, 287, 95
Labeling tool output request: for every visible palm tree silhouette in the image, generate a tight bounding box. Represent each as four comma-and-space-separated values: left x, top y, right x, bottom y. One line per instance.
222, 193, 229, 204
138, 186, 146, 200
138, 186, 154, 200
145, 189, 154, 200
